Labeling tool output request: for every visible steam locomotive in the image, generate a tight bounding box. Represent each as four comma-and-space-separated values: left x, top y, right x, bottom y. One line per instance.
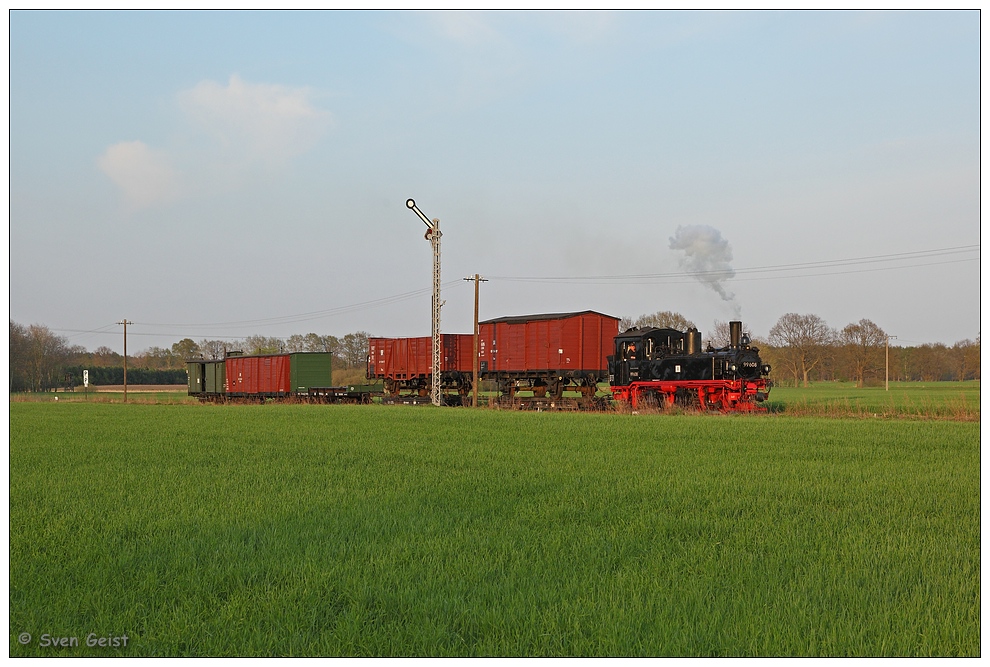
608, 320, 771, 411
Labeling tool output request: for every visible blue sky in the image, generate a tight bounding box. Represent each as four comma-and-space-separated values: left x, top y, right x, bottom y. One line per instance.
9, 10, 981, 352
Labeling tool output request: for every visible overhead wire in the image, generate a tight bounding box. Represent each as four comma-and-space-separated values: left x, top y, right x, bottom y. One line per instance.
51, 279, 468, 340
487, 244, 979, 284
46, 244, 978, 342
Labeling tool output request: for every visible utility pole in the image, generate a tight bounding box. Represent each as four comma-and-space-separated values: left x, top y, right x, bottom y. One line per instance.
406, 199, 443, 407
885, 335, 897, 391
463, 274, 487, 407
117, 319, 132, 402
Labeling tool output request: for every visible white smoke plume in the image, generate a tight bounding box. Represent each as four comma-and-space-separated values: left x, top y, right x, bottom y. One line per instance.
669, 225, 740, 316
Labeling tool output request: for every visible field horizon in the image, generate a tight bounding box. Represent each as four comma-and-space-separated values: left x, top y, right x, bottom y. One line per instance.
11, 379, 980, 422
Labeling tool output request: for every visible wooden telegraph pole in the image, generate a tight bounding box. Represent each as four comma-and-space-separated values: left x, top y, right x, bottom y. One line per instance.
117, 319, 131, 402
885, 334, 897, 391
463, 274, 487, 407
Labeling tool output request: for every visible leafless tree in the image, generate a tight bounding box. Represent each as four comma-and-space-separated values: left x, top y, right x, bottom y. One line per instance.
285, 334, 308, 352
338, 332, 371, 368
313, 334, 338, 354
23, 324, 70, 392
708, 320, 731, 348
198, 339, 227, 360
633, 311, 696, 331
768, 313, 834, 387
244, 335, 284, 355
838, 319, 887, 387
952, 338, 980, 381
10, 321, 29, 391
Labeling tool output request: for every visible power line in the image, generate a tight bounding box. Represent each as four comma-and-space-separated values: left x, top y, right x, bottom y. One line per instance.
488, 244, 979, 283
489, 256, 978, 286
49, 279, 471, 341
41, 243, 979, 344
136, 279, 465, 330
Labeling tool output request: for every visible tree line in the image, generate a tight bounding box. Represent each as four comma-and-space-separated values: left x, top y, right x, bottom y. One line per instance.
10, 315, 980, 392
623, 310, 980, 387
9, 321, 372, 391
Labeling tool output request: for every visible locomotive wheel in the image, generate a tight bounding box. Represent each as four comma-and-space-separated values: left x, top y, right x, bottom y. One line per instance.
674, 388, 700, 410
641, 390, 664, 410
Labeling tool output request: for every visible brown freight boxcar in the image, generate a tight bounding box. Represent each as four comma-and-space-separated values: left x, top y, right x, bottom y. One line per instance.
478, 310, 619, 399
224, 352, 333, 398
226, 354, 292, 396
368, 333, 475, 401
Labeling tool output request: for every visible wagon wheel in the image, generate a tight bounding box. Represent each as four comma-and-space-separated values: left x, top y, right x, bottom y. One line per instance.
498, 379, 514, 399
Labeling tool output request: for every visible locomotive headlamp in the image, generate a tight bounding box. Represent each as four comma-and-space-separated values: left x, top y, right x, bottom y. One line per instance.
762, 364, 772, 374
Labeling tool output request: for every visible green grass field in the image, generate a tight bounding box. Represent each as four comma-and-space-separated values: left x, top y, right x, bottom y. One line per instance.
9, 397, 980, 656
765, 381, 980, 420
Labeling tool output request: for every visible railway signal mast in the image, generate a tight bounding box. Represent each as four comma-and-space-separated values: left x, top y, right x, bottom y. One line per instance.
406, 198, 443, 406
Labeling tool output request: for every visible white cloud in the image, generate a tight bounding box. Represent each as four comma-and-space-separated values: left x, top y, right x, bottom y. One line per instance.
98, 75, 331, 210
97, 140, 181, 210
178, 74, 331, 167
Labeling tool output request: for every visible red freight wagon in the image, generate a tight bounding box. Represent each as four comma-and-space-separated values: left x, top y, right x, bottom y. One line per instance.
226, 354, 291, 396
368, 334, 475, 398
477, 311, 619, 398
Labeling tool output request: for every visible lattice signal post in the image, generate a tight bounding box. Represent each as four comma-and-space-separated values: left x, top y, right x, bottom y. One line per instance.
406, 199, 443, 406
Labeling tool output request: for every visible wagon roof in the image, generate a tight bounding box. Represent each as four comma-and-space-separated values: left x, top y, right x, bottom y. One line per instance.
479, 310, 619, 325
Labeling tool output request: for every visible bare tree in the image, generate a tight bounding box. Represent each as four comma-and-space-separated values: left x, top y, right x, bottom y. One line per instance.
768, 313, 834, 387
952, 338, 980, 381
284, 335, 304, 352
198, 339, 227, 360
23, 324, 70, 392
92, 346, 121, 366
339, 332, 371, 368
312, 334, 338, 354
243, 335, 284, 355
285, 333, 335, 353
708, 320, 731, 348
838, 319, 887, 387
134, 346, 180, 370
10, 321, 29, 391
633, 311, 696, 331
910, 343, 950, 381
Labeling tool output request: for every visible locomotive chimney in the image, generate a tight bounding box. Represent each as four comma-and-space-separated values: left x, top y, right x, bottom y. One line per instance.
686, 328, 701, 355
729, 321, 742, 349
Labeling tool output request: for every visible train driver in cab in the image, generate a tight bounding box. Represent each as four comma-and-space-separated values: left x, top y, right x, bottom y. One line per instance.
625, 342, 637, 360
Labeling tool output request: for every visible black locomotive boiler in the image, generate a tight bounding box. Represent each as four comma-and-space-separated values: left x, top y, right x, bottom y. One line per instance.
608, 320, 771, 411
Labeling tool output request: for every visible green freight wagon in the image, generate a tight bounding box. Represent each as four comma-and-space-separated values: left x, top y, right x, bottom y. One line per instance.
187, 360, 205, 395
186, 359, 227, 398
205, 360, 226, 394
289, 352, 333, 393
